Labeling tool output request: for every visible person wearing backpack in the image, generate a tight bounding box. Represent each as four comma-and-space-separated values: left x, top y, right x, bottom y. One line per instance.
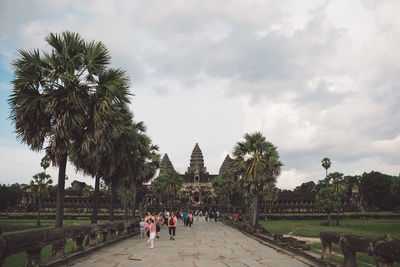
168, 212, 178, 240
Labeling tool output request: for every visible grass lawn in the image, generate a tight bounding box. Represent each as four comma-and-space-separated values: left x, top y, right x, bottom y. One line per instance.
260, 211, 400, 216
260, 219, 400, 239
260, 219, 400, 266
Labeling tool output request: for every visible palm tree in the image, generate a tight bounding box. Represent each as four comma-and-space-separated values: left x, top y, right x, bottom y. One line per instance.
9, 31, 130, 227
232, 132, 282, 228
321, 158, 331, 178
41, 156, 50, 174
212, 172, 237, 213
152, 170, 183, 211
329, 172, 344, 225
30, 172, 53, 226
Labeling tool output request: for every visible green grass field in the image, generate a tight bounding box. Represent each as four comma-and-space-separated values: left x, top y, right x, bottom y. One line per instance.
260, 219, 400, 239
260, 219, 400, 266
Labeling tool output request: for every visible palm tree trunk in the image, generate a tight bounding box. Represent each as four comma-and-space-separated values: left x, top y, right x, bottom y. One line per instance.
91, 175, 100, 224
252, 192, 259, 228
109, 177, 117, 222
55, 153, 67, 228
37, 196, 41, 226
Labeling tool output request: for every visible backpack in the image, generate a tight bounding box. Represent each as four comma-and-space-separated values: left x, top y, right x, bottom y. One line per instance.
169, 216, 175, 226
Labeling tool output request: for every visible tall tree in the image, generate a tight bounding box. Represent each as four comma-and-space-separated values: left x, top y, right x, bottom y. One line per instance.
152, 170, 183, 211
231, 132, 282, 228
321, 158, 331, 178
212, 172, 237, 213
9, 31, 130, 227
316, 187, 341, 227
30, 172, 53, 226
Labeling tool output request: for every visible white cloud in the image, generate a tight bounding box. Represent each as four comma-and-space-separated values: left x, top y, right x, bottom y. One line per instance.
0, 0, 400, 189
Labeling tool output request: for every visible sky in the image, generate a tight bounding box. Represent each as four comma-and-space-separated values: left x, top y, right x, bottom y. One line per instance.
0, 0, 399, 189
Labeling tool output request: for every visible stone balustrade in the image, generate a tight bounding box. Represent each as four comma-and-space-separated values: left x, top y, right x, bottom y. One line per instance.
0, 218, 139, 267
320, 231, 400, 267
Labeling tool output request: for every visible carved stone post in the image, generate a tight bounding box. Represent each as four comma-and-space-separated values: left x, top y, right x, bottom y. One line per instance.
87, 232, 97, 247
100, 231, 108, 243
25, 246, 42, 267
71, 234, 85, 252
340, 237, 357, 267
320, 238, 332, 259
51, 240, 65, 259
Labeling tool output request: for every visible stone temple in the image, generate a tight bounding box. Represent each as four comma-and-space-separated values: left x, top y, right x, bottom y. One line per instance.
160, 143, 228, 206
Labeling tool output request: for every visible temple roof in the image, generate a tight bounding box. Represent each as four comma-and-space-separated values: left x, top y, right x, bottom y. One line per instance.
188, 143, 205, 172
219, 154, 232, 175
160, 153, 174, 175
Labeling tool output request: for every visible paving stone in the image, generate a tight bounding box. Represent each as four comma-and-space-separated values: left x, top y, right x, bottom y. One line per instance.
66, 219, 309, 266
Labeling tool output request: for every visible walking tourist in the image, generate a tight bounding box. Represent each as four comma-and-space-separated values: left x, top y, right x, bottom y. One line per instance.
204, 210, 209, 222
145, 218, 156, 249
155, 212, 164, 238
215, 210, 219, 222
187, 212, 193, 227
139, 218, 146, 238
168, 212, 178, 240
209, 211, 214, 222
164, 210, 170, 225
183, 210, 188, 226
145, 212, 154, 237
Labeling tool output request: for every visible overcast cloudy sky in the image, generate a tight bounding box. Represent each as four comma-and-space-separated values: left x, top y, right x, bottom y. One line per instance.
0, 0, 399, 189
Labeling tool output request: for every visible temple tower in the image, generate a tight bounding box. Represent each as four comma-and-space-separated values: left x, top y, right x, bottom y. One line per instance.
219, 154, 232, 175
185, 143, 209, 182
160, 153, 175, 175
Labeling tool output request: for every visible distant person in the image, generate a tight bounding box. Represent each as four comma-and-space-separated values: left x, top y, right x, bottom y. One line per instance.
187, 212, 193, 227
183, 210, 188, 226
168, 212, 178, 240
204, 211, 209, 222
145, 218, 156, 249
215, 210, 219, 222
139, 218, 146, 238
164, 210, 170, 225
145, 212, 154, 237
155, 212, 164, 238
209, 211, 214, 222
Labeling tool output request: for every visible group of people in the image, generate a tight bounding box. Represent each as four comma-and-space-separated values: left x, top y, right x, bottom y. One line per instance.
138, 209, 221, 249
139, 211, 178, 248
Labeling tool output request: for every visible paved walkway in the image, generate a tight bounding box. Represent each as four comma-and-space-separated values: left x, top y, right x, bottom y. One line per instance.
67, 218, 311, 267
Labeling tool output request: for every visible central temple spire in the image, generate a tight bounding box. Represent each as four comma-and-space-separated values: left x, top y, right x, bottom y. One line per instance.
189, 143, 205, 171
186, 143, 209, 182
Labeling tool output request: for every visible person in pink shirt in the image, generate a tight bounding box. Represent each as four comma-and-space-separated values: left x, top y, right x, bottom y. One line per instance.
145, 218, 156, 248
